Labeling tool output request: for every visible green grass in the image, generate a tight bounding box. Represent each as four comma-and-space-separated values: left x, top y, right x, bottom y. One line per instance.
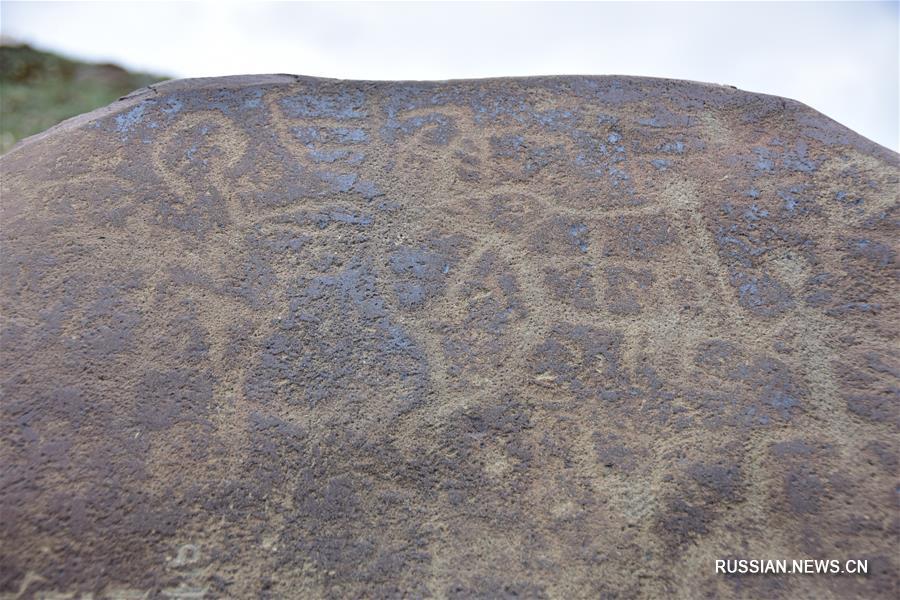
0, 44, 168, 153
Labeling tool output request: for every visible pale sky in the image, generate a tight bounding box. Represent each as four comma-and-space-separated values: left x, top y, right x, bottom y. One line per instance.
2, 1, 898, 151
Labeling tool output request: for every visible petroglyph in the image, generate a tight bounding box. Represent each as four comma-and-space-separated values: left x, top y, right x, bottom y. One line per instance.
1, 75, 898, 599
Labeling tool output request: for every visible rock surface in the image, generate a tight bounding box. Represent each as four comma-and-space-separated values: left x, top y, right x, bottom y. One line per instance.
1, 75, 898, 598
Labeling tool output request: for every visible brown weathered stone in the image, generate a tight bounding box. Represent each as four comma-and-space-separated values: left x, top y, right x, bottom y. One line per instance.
1, 75, 897, 598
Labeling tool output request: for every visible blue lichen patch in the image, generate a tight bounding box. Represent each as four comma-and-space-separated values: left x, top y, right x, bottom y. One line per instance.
529, 216, 591, 256
730, 272, 795, 317
280, 88, 368, 119
389, 236, 465, 309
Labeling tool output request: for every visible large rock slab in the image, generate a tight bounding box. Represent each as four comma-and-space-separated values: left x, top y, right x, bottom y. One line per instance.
1, 75, 898, 598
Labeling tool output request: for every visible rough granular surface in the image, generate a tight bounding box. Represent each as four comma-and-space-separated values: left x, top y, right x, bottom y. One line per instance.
1, 75, 898, 598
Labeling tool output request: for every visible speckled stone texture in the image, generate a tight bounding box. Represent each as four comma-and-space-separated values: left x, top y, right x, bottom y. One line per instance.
1, 75, 898, 599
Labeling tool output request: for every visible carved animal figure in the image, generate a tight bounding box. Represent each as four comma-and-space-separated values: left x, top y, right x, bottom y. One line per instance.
1, 75, 897, 598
